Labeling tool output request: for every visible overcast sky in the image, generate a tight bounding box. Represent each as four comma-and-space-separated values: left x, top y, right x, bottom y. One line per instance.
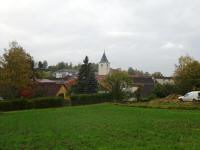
0, 0, 200, 76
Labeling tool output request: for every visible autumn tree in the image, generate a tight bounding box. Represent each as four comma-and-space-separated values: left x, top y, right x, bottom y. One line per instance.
105, 71, 132, 101
0, 41, 33, 99
174, 55, 200, 94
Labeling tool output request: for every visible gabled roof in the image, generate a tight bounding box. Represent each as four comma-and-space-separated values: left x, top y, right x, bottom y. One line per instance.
133, 76, 154, 85
100, 51, 109, 63
64, 78, 77, 89
35, 83, 63, 96
34, 79, 67, 96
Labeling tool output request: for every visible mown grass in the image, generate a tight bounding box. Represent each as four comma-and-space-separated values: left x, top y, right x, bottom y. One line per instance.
1, 103, 200, 150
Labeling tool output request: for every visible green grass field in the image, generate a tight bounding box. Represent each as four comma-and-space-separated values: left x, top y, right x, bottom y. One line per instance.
1, 104, 200, 150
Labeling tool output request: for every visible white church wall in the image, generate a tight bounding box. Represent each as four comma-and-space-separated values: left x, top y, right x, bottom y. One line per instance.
98, 63, 110, 75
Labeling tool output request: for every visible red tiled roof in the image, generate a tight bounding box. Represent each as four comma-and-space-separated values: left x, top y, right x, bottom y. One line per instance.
64, 78, 77, 89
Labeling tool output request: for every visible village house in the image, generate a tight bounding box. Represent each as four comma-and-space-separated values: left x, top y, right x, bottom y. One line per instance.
34, 78, 76, 99
153, 77, 174, 85
132, 76, 155, 97
20, 78, 76, 99
53, 69, 78, 79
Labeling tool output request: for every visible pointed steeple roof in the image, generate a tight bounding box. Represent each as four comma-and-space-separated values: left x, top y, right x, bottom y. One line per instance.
100, 51, 109, 63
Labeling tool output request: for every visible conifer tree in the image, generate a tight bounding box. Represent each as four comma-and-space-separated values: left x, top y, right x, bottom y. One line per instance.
87, 64, 98, 93
75, 56, 98, 94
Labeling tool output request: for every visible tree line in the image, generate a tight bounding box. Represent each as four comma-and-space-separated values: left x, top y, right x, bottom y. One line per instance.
128, 67, 164, 78
36, 60, 98, 72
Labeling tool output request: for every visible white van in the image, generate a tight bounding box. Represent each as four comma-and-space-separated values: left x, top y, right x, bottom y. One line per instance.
178, 91, 200, 101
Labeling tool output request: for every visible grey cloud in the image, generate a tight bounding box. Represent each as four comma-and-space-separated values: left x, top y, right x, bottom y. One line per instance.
0, 0, 200, 76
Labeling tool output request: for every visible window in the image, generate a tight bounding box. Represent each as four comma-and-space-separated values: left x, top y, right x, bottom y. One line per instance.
184, 93, 189, 97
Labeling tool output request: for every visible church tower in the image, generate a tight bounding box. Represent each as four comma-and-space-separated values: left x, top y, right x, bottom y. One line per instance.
98, 51, 110, 76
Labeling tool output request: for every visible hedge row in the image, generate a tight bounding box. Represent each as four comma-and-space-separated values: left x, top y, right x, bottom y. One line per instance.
0, 93, 113, 111
0, 97, 65, 111
71, 93, 113, 106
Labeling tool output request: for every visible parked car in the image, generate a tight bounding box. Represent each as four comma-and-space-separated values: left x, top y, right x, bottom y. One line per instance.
178, 91, 200, 101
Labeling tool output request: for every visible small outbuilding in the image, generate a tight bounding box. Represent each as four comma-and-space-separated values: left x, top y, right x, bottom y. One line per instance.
132, 76, 155, 97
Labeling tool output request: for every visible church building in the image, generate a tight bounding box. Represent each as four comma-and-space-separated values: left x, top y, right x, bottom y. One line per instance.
98, 51, 110, 76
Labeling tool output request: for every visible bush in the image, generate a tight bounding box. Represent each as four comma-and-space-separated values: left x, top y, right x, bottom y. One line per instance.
0, 97, 65, 111
0, 86, 19, 100
71, 93, 112, 106
32, 97, 64, 108
147, 94, 157, 101
152, 83, 178, 98
0, 99, 33, 111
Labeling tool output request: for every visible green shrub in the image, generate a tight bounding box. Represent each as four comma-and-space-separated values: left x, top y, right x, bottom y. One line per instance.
147, 94, 157, 101
0, 99, 33, 111
32, 97, 64, 108
0, 97, 65, 111
152, 83, 178, 98
139, 98, 150, 102
71, 93, 112, 106
0, 86, 19, 100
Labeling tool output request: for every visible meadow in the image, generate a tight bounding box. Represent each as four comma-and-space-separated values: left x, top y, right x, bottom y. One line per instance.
1, 103, 200, 150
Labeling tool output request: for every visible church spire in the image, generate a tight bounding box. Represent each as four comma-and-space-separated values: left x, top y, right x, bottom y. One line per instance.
100, 51, 109, 63
98, 50, 110, 76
